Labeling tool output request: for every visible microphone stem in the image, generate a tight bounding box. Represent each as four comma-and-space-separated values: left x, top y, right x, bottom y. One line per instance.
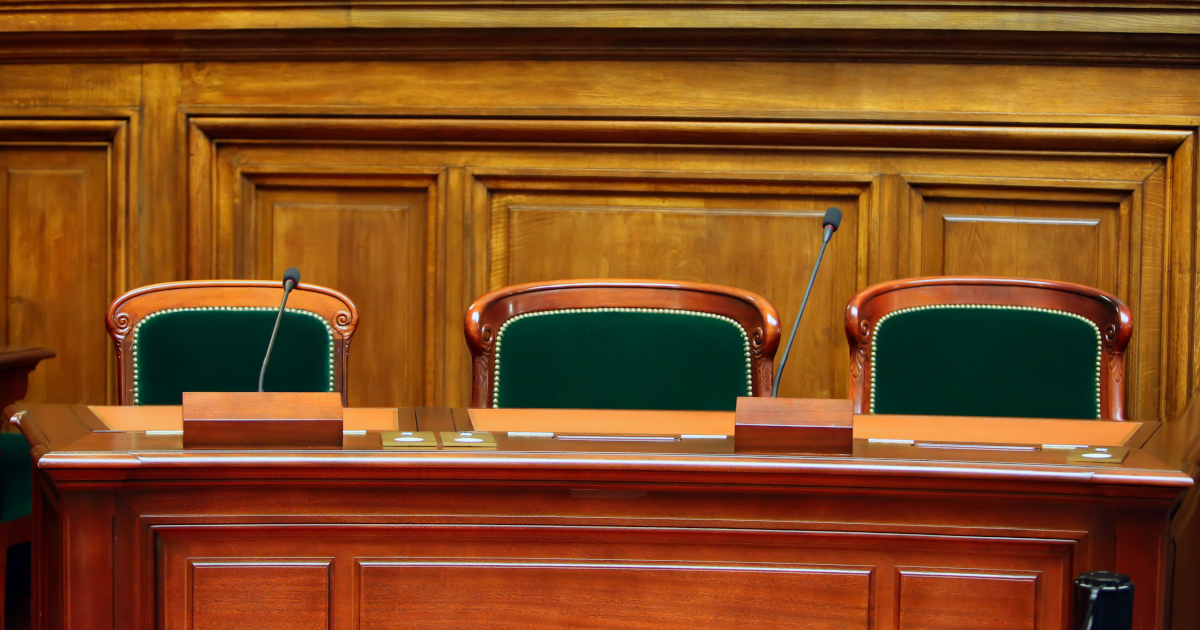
259, 281, 294, 393
772, 231, 832, 397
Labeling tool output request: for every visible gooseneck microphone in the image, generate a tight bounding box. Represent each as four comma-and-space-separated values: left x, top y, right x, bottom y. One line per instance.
772, 207, 842, 396
259, 267, 302, 393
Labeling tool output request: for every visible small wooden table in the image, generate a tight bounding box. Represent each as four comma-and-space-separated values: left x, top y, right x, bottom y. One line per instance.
9, 404, 1192, 630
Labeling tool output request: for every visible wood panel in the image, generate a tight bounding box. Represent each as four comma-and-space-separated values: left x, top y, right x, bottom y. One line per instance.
156, 522, 1076, 630
0, 147, 112, 404
192, 127, 1186, 419
358, 560, 871, 630
477, 172, 868, 401
895, 569, 1040, 630
187, 561, 331, 630
0, 42, 1194, 428
239, 172, 440, 407
897, 173, 1166, 423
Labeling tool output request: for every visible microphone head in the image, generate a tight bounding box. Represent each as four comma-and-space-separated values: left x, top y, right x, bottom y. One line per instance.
283, 267, 301, 288
823, 207, 843, 232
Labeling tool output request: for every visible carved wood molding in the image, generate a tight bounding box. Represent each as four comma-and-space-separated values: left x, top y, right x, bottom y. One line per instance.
7, 2, 1200, 44
187, 117, 1193, 153
11, 28, 1200, 65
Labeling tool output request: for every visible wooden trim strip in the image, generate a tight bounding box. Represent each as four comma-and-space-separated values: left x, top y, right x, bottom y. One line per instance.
188, 117, 1194, 153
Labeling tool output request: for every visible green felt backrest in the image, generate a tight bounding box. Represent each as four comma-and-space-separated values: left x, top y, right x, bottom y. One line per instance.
493, 308, 752, 411
131, 307, 335, 405
0, 432, 31, 523
870, 305, 1102, 419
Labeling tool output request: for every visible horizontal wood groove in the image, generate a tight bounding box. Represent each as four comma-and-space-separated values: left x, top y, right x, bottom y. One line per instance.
9, 29, 1200, 65
188, 118, 1193, 152
0, 119, 128, 141
9, 5, 1200, 37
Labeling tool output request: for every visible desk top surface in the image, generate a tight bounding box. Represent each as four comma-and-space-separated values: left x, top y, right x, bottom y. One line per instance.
9, 403, 1192, 498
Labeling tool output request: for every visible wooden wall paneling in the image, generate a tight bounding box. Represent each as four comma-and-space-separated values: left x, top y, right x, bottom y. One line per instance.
187, 122, 216, 280
0, 143, 112, 404
1164, 135, 1196, 422
185, 117, 1198, 413
177, 61, 1200, 123
471, 169, 871, 400
0, 65, 141, 109
211, 157, 444, 408
12, 6, 1200, 41
0, 116, 132, 404
138, 63, 185, 288
442, 166, 469, 408
896, 166, 1172, 422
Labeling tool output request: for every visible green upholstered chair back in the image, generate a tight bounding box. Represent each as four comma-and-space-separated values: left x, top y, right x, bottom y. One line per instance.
845, 277, 1132, 420
107, 281, 358, 406
0, 431, 31, 523
466, 280, 781, 410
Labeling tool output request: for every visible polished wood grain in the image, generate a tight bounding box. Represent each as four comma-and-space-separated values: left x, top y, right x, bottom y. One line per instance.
8, 403, 1191, 630
1, 57, 1193, 422
181, 391, 343, 449
357, 560, 871, 630
190, 561, 330, 630
896, 570, 1039, 630
104, 280, 359, 405
845, 277, 1133, 420
249, 173, 438, 408
464, 279, 782, 408
0, 148, 112, 406
181, 118, 1186, 421
733, 397, 854, 454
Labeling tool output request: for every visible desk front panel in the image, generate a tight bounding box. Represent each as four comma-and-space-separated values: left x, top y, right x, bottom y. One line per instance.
156, 522, 1069, 630
17, 404, 1185, 630
99, 481, 1123, 630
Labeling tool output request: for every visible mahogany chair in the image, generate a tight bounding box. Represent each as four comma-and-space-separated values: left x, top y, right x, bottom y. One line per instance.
845, 277, 1132, 420
465, 279, 781, 411
106, 280, 358, 406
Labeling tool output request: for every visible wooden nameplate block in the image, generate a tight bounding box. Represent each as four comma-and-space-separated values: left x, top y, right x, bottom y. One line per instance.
182, 391, 344, 449
734, 397, 853, 454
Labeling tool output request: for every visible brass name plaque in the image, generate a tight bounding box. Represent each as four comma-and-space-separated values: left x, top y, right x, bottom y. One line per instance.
381, 431, 438, 448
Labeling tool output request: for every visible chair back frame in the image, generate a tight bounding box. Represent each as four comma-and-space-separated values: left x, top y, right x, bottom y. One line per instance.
106, 280, 359, 405
844, 276, 1133, 420
465, 279, 782, 409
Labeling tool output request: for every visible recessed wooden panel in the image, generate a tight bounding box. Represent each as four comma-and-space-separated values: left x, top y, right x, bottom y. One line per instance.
920, 197, 1119, 291
488, 185, 863, 399
942, 215, 1102, 285
2, 148, 111, 404
198, 134, 1184, 420
358, 560, 871, 630
896, 569, 1039, 630
190, 561, 331, 630
252, 184, 431, 407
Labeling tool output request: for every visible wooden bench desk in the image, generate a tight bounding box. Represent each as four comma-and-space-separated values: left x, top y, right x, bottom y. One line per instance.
8, 404, 1192, 630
